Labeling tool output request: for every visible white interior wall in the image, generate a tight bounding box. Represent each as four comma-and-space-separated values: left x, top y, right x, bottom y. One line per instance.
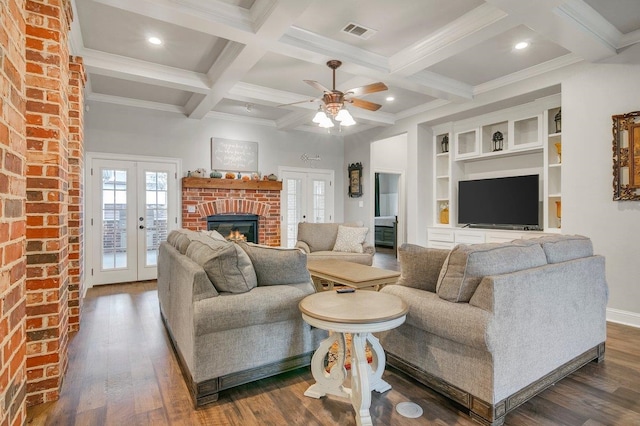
84, 102, 347, 222
563, 62, 640, 325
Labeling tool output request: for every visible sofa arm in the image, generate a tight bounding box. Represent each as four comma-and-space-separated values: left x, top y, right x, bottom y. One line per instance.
295, 241, 311, 254
469, 255, 608, 352
363, 242, 375, 256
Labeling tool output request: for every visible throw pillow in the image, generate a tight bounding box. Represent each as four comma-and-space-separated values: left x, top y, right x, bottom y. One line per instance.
186, 241, 257, 293
239, 242, 311, 285
436, 241, 548, 303
200, 229, 227, 242
397, 244, 450, 292
332, 225, 368, 253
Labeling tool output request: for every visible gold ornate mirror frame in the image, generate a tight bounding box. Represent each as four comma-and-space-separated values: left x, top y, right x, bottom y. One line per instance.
612, 111, 640, 200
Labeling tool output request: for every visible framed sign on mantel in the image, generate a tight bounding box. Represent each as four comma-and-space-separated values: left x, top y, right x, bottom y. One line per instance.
211, 138, 258, 172
348, 162, 363, 198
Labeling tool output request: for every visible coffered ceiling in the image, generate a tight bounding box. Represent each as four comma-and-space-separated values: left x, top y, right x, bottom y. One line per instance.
70, 0, 640, 134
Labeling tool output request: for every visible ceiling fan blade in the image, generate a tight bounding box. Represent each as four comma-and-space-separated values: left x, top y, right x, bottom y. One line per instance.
345, 82, 388, 97
304, 80, 331, 93
276, 99, 317, 107
349, 97, 382, 111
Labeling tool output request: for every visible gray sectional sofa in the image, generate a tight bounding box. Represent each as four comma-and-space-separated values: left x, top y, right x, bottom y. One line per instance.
379, 234, 608, 426
158, 229, 326, 407
295, 222, 375, 265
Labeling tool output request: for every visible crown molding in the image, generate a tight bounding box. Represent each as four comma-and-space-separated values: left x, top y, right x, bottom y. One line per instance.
407, 70, 473, 100
620, 29, 640, 49
396, 99, 451, 121
555, 0, 621, 52
204, 110, 276, 127
474, 54, 583, 95
169, 0, 253, 31
390, 3, 510, 75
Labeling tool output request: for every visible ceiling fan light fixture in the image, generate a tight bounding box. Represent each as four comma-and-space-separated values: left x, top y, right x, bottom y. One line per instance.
319, 118, 334, 128
313, 109, 328, 124
335, 108, 352, 122
340, 116, 356, 127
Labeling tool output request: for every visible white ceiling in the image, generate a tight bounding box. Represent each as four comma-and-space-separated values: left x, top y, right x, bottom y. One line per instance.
71, 0, 640, 134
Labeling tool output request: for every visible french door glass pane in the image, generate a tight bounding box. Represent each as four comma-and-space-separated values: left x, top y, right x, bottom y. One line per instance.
286, 178, 303, 248
312, 180, 326, 223
144, 171, 168, 266
102, 169, 127, 270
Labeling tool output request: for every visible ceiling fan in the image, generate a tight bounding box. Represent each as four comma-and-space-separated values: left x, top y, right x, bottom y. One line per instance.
279, 60, 388, 127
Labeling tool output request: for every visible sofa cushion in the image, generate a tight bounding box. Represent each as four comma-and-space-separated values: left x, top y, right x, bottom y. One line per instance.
397, 244, 450, 292
186, 241, 257, 294
308, 251, 373, 265
239, 242, 311, 285
333, 225, 368, 253
199, 229, 227, 241
175, 233, 192, 254
436, 241, 548, 303
527, 234, 593, 263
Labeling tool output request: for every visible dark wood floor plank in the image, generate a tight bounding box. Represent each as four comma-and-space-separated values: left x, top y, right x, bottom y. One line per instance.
25, 253, 640, 426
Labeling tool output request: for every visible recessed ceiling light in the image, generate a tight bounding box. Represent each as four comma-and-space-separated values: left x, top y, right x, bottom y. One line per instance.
386, 96, 395, 102
515, 41, 529, 50
148, 36, 163, 46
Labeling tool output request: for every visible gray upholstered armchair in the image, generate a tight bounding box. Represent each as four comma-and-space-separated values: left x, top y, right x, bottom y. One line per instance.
294, 222, 375, 266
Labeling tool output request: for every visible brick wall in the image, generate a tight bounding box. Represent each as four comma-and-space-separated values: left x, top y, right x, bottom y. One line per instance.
67, 56, 85, 332
24, 0, 72, 406
0, 0, 27, 424
182, 187, 282, 246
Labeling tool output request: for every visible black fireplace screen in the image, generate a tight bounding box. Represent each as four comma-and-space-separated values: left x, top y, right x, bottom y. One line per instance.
207, 214, 258, 243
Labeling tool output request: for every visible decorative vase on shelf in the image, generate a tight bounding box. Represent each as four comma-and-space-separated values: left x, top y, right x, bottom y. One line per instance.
555, 201, 561, 228
210, 170, 222, 178
439, 202, 449, 225
554, 143, 562, 164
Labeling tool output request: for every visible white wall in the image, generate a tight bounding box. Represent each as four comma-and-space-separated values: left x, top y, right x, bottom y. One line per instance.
84, 102, 347, 221
563, 62, 640, 325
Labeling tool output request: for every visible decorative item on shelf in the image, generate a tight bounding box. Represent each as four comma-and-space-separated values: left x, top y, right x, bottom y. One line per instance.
348, 162, 363, 198
554, 143, 562, 163
439, 202, 449, 224
555, 109, 562, 133
241, 174, 251, 181
492, 131, 504, 152
263, 175, 270, 181
237, 172, 242, 180
210, 170, 223, 178
555, 200, 562, 228
191, 168, 207, 177
251, 172, 260, 181
267, 173, 278, 181
441, 135, 449, 153
225, 172, 236, 179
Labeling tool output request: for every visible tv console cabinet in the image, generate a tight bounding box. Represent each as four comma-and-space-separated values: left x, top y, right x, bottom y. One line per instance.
427, 227, 549, 250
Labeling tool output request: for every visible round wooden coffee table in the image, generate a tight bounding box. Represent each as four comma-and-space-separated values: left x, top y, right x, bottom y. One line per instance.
299, 290, 408, 426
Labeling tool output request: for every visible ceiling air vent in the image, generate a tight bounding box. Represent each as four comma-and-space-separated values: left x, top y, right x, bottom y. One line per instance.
342, 22, 377, 40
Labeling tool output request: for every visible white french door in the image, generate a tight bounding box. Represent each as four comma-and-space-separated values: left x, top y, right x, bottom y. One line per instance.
88, 156, 178, 285
280, 167, 334, 248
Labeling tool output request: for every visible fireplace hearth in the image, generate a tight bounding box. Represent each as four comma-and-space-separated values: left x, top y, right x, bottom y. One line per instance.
207, 214, 259, 243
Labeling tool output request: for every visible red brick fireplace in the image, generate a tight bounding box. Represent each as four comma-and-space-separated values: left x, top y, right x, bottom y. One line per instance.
181, 178, 283, 246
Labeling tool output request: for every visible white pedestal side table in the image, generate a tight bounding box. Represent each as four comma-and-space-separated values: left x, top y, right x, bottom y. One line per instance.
299, 290, 408, 426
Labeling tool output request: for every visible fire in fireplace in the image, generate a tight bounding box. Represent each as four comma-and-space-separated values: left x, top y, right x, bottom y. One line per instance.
207, 214, 258, 243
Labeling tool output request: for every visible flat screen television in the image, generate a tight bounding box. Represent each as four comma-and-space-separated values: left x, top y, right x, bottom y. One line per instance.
458, 174, 539, 227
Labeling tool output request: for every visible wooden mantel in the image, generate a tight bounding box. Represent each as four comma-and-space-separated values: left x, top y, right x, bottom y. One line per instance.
182, 177, 282, 191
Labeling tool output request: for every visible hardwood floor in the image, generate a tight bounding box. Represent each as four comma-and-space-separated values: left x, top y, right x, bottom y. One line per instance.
27, 256, 640, 425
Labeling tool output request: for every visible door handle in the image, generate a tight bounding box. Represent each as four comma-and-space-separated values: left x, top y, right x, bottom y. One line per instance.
139, 225, 145, 229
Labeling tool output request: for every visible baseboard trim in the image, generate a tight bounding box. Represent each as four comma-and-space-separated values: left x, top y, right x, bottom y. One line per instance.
607, 308, 640, 328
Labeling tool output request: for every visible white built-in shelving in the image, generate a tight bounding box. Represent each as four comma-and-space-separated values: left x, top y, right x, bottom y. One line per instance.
428, 94, 562, 245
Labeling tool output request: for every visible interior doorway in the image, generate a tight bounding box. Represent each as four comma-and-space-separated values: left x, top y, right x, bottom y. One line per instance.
374, 172, 401, 254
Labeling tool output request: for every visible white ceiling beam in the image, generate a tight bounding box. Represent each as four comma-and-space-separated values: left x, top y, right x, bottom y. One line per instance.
87, 92, 186, 114
187, 0, 314, 119
389, 3, 515, 76
484, 0, 617, 62
81, 48, 211, 93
